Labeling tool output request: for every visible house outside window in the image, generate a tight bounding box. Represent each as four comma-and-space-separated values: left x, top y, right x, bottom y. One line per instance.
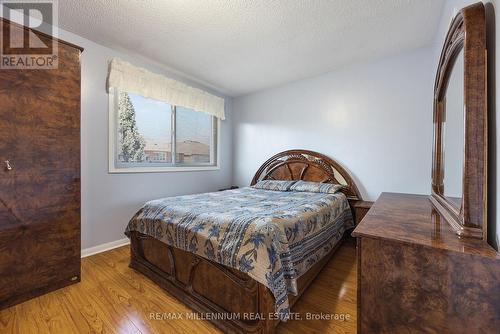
109, 89, 219, 173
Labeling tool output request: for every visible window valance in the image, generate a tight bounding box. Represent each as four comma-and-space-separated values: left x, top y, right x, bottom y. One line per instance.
107, 58, 225, 120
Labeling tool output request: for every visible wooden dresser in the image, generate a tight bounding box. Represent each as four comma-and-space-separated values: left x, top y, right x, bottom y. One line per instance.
0, 19, 83, 309
352, 193, 500, 334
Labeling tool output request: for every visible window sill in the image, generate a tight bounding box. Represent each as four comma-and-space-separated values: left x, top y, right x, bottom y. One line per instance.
108, 165, 220, 174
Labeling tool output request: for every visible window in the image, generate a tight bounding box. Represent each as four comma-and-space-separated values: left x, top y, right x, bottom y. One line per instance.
109, 89, 218, 173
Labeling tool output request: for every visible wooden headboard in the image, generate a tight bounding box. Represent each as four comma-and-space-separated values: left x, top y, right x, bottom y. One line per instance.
251, 149, 362, 202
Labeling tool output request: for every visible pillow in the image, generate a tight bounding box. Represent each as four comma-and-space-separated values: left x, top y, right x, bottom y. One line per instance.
289, 180, 344, 194
253, 180, 297, 191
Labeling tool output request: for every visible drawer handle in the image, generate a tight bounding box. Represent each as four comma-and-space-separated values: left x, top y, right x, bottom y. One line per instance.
4, 160, 12, 171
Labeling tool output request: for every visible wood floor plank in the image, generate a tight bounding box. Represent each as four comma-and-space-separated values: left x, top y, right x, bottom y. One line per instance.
278, 241, 357, 334
86, 248, 219, 334
0, 240, 357, 333
34, 290, 82, 334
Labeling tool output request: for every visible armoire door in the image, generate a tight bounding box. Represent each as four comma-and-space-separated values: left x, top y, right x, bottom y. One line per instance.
0, 19, 82, 309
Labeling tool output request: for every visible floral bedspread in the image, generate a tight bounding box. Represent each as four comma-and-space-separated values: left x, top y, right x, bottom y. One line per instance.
125, 187, 353, 319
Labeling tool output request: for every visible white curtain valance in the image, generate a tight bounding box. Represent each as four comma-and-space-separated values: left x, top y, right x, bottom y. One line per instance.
107, 58, 225, 120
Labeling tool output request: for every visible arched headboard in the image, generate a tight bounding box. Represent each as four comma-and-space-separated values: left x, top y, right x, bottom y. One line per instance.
251, 149, 362, 202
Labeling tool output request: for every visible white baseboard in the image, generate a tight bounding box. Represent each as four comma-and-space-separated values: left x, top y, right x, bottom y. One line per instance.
81, 238, 130, 258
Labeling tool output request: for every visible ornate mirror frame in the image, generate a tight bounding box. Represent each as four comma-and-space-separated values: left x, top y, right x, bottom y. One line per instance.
431, 2, 487, 239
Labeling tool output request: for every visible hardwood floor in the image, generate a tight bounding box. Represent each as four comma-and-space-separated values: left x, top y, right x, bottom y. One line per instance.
0, 239, 357, 334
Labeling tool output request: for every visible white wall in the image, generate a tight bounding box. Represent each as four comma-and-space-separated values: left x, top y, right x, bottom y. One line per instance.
51, 29, 233, 250
232, 47, 435, 202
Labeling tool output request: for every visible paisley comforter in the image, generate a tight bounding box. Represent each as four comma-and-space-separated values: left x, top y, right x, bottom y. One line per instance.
125, 187, 353, 319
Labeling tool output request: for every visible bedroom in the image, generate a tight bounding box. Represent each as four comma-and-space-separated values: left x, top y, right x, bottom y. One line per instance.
0, 0, 499, 333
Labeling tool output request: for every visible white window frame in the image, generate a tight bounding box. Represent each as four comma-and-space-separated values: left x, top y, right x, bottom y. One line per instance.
108, 89, 220, 173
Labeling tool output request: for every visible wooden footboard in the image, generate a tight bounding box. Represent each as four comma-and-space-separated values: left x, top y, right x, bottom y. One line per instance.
129, 231, 348, 334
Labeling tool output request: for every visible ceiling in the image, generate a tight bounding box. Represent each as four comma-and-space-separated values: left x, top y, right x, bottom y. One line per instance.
58, 0, 445, 96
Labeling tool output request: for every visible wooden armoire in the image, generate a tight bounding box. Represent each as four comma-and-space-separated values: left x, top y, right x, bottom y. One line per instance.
0, 18, 82, 309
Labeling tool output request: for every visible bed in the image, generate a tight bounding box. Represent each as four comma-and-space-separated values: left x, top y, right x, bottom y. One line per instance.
126, 150, 363, 334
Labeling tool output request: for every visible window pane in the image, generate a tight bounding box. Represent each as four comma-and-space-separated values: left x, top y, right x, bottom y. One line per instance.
117, 91, 172, 164
175, 106, 213, 164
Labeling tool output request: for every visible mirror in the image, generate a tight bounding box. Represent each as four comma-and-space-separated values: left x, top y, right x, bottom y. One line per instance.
431, 2, 487, 240
443, 49, 464, 209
